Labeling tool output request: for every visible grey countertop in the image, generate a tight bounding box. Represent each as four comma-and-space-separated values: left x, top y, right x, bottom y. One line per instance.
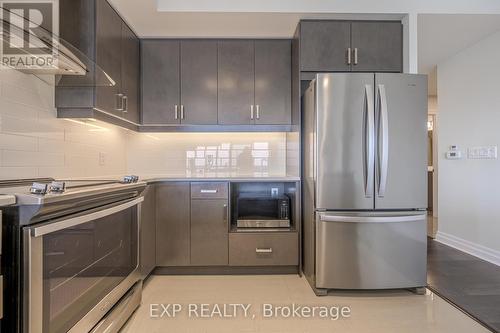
0, 195, 16, 207
143, 175, 301, 183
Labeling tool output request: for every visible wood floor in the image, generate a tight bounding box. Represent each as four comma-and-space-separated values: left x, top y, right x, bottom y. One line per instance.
427, 239, 500, 332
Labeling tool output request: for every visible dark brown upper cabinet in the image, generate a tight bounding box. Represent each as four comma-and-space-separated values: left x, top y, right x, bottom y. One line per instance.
254, 40, 292, 125
217, 41, 255, 125
141, 39, 292, 128
141, 40, 218, 125
56, 0, 140, 129
180, 41, 218, 125
350, 21, 403, 72
299, 20, 402, 73
141, 40, 180, 125
95, 0, 122, 117
120, 23, 140, 124
218, 40, 292, 125
300, 21, 351, 72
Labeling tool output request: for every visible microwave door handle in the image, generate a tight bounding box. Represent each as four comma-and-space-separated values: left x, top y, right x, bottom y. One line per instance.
30, 197, 144, 237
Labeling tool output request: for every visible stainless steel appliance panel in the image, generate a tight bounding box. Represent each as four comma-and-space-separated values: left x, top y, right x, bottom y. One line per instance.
315, 211, 427, 289
374, 73, 428, 209
90, 281, 142, 333
0, 210, 2, 319
24, 197, 142, 333
236, 220, 290, 228
314, 73, 376, 210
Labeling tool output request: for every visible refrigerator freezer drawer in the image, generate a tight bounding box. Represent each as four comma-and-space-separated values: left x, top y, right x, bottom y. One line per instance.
315, 212, 427, 290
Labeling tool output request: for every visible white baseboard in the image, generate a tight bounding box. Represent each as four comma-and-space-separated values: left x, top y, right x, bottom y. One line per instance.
435, 231, 500, 266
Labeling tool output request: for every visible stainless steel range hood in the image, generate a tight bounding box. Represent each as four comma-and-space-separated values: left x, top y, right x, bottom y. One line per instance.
0, 6, 115, 86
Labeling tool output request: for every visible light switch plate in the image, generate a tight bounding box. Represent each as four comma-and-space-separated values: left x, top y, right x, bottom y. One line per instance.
467, 146, 497, 159
446, 151, 462, 159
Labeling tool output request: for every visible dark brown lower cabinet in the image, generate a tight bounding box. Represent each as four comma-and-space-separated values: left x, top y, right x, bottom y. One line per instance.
140, 185, 156, 277
190, 199, 229, 266
229, 232, 298, 266
155, 181, 299, 270
156, 182, 190, 266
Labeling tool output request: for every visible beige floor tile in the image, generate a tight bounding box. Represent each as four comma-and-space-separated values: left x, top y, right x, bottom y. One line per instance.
121, 275, 489, 333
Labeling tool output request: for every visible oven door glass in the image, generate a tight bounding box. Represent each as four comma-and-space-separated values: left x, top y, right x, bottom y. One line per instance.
26, 201, 139, 333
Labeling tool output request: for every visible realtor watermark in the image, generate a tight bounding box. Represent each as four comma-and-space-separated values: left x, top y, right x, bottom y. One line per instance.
0, 0, 59, 70
150, 303, 351, 321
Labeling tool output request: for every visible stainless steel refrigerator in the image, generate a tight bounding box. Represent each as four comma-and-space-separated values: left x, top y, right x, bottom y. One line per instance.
302, 73, 428, 294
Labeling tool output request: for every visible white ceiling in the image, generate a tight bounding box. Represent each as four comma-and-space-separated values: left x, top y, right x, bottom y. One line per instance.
418, 14, 500, 75
107, 0, 403, 38
156, 0, 500, 14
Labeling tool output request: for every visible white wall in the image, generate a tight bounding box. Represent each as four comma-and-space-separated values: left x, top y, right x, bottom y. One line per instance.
437, 30, 500, 263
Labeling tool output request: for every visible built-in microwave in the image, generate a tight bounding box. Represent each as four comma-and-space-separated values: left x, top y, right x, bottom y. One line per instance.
236, 194, 290, 228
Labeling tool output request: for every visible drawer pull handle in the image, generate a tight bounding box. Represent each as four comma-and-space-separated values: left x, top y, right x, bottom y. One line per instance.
200, 189, 217, 193
256, 248, 273, 254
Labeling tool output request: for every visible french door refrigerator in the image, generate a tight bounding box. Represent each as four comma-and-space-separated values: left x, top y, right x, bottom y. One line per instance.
302, 73, 428, 294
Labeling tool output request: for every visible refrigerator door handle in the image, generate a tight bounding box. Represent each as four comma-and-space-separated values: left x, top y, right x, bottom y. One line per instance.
377, 84, 389, 197
319, 214, 426, 223
363, 84, 375, 198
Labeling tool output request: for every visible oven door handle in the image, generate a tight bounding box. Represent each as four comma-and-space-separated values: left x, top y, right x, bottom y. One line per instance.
31, 197, 144, 237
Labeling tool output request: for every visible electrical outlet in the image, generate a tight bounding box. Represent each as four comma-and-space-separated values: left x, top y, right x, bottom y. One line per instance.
99, 152, 106, 166
271, 188, 279, 197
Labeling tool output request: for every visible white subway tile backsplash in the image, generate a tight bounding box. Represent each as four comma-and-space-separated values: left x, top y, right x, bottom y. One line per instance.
0, 133, 38, 151
2, 150, 64, 167
37, 138, 67, 153
0, 167, 38, 180
0, 99, 38, 119
0, 70, 129, 180
0, 70, 299, 180
1, 80, 53, 111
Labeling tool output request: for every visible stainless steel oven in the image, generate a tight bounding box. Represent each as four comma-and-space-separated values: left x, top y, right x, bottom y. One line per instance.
23, 196, 143, 333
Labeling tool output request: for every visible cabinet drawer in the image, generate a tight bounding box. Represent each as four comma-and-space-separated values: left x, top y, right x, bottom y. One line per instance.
191, 182, 228, 199
229, 233, 298, 266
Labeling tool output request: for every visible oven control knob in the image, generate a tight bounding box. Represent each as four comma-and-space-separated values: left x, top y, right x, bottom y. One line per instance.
49, 181, 66, 193
123, 175, 139, 183
30, 182, 48, 195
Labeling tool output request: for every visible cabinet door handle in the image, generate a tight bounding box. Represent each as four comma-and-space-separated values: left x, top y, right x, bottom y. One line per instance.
122, 96, 128, 113
174, 105, 178, 119
180, 105, 185, 120
256, 105, 260, 120
250, 105, 254, 120
354, 48, 358, 65
200, 189, 217, 194
115, 93, 124, 111
256, 248, 273, 254
223, 204, 228, 223
347, 47, 352, 65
